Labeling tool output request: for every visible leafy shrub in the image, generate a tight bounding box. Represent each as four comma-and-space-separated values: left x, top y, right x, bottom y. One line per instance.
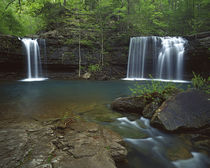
129, 76, 182, 102
88, 64, 101, 73
191, 72, 210, 93
192, 72, 206, 89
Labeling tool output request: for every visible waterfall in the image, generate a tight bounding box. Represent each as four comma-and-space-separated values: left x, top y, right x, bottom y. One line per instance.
21, 38, 47, 82
126, 36, 187, 82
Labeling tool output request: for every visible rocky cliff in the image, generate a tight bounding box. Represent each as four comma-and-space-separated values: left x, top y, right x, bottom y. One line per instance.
0, 32, 128, 80
184, 31, 210, 78
0, 32, 209, 80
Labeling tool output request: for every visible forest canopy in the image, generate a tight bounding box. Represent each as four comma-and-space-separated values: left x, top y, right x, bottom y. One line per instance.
0, 0, 209, 36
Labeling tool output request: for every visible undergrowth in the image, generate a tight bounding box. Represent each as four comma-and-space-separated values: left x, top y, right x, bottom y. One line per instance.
129, 75, 183, 102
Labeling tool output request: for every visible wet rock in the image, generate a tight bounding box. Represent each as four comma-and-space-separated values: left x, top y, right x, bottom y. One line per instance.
111, 96, 146, 114
142, 99, 161, 119
166, 145, 192, 161
151, 90, 210, 132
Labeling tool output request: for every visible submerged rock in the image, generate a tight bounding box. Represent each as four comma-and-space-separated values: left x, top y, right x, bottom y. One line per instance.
151, 90, 210, 132
111, 96, 146, 114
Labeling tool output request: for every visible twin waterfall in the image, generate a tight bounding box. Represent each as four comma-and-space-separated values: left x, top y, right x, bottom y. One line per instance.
126, 36, 187, 82
20, 37, 186, 82
21, 38, 47, 82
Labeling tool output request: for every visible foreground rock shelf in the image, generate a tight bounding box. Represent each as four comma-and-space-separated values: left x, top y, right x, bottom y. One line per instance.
0, 119, 127, 168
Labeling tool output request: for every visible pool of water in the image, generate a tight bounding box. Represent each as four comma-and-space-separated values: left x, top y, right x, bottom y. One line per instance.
0, 80, 132, 120
0, 80, 209, 168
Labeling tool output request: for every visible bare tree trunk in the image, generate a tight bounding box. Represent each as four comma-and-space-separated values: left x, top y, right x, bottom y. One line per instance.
127, 0, 130, 29
101, 30, 104, 66
63, 0, 66, 6
127, 0, 130, 15
78, 31, 81, 77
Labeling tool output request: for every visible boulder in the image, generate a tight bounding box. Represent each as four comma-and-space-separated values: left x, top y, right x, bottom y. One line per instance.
111, 97, 146, 114
151, 90, 210, 132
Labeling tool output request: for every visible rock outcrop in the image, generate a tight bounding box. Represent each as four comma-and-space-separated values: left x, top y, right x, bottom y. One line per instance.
151, 90, 210, 132
0, 119, 127, 168
0, 31, 209, 80
184, 31, 210, 78
0, 32, 127, 80
0, 34, 25, 79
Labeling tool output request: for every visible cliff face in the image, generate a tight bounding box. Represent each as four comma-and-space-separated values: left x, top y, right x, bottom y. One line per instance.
0, 35, 25, 79
0, 32, 209, 80
184, 32, 210, 78
0, 32, 128, 80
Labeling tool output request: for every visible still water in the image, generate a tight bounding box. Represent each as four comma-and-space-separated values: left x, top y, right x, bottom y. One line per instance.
0, 80, 209, 168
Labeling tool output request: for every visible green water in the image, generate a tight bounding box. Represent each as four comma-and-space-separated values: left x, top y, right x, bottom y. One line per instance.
0, 80, 132, 120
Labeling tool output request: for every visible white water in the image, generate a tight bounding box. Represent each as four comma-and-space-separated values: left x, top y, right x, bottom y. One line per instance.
111, 117, 210, 168
21, 38, 47, 82
126, 36, 187, 82
122, 77, 191, 83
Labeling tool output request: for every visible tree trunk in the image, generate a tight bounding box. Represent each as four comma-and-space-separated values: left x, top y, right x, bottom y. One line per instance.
78, 32, 81, 77
101, 30, 104, 66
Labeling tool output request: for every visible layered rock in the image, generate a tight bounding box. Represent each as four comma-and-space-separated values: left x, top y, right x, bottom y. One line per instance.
0, 34, 25, 79
0, 32, 127, 80
184, 31, 210, 78
0, 119, 127, 168
0, 31, 209, 80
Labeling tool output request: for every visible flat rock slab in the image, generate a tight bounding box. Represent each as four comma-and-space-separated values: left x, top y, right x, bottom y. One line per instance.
151, 90, 210, 132
0, 119, 127, 168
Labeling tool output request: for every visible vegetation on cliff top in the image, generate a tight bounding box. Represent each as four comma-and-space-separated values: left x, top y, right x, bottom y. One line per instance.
0, 0, 210, 37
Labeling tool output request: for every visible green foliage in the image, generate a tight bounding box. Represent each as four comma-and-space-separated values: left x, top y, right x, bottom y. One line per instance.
191, 72, 210, 93
47, 154, 55, 163
88, 64, 101, 73
105, 146, 110, 150
192, 72, 206, 89
1, 0, 209, 37
129, 76, 181, 101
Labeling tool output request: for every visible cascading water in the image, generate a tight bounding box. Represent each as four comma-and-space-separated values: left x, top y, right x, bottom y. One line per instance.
111, 117, 210, 168
126, 36, 187, 82
21, 38, 47, 82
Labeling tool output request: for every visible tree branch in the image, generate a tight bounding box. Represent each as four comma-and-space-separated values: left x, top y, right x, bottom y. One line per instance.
5, 0, 16, 10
